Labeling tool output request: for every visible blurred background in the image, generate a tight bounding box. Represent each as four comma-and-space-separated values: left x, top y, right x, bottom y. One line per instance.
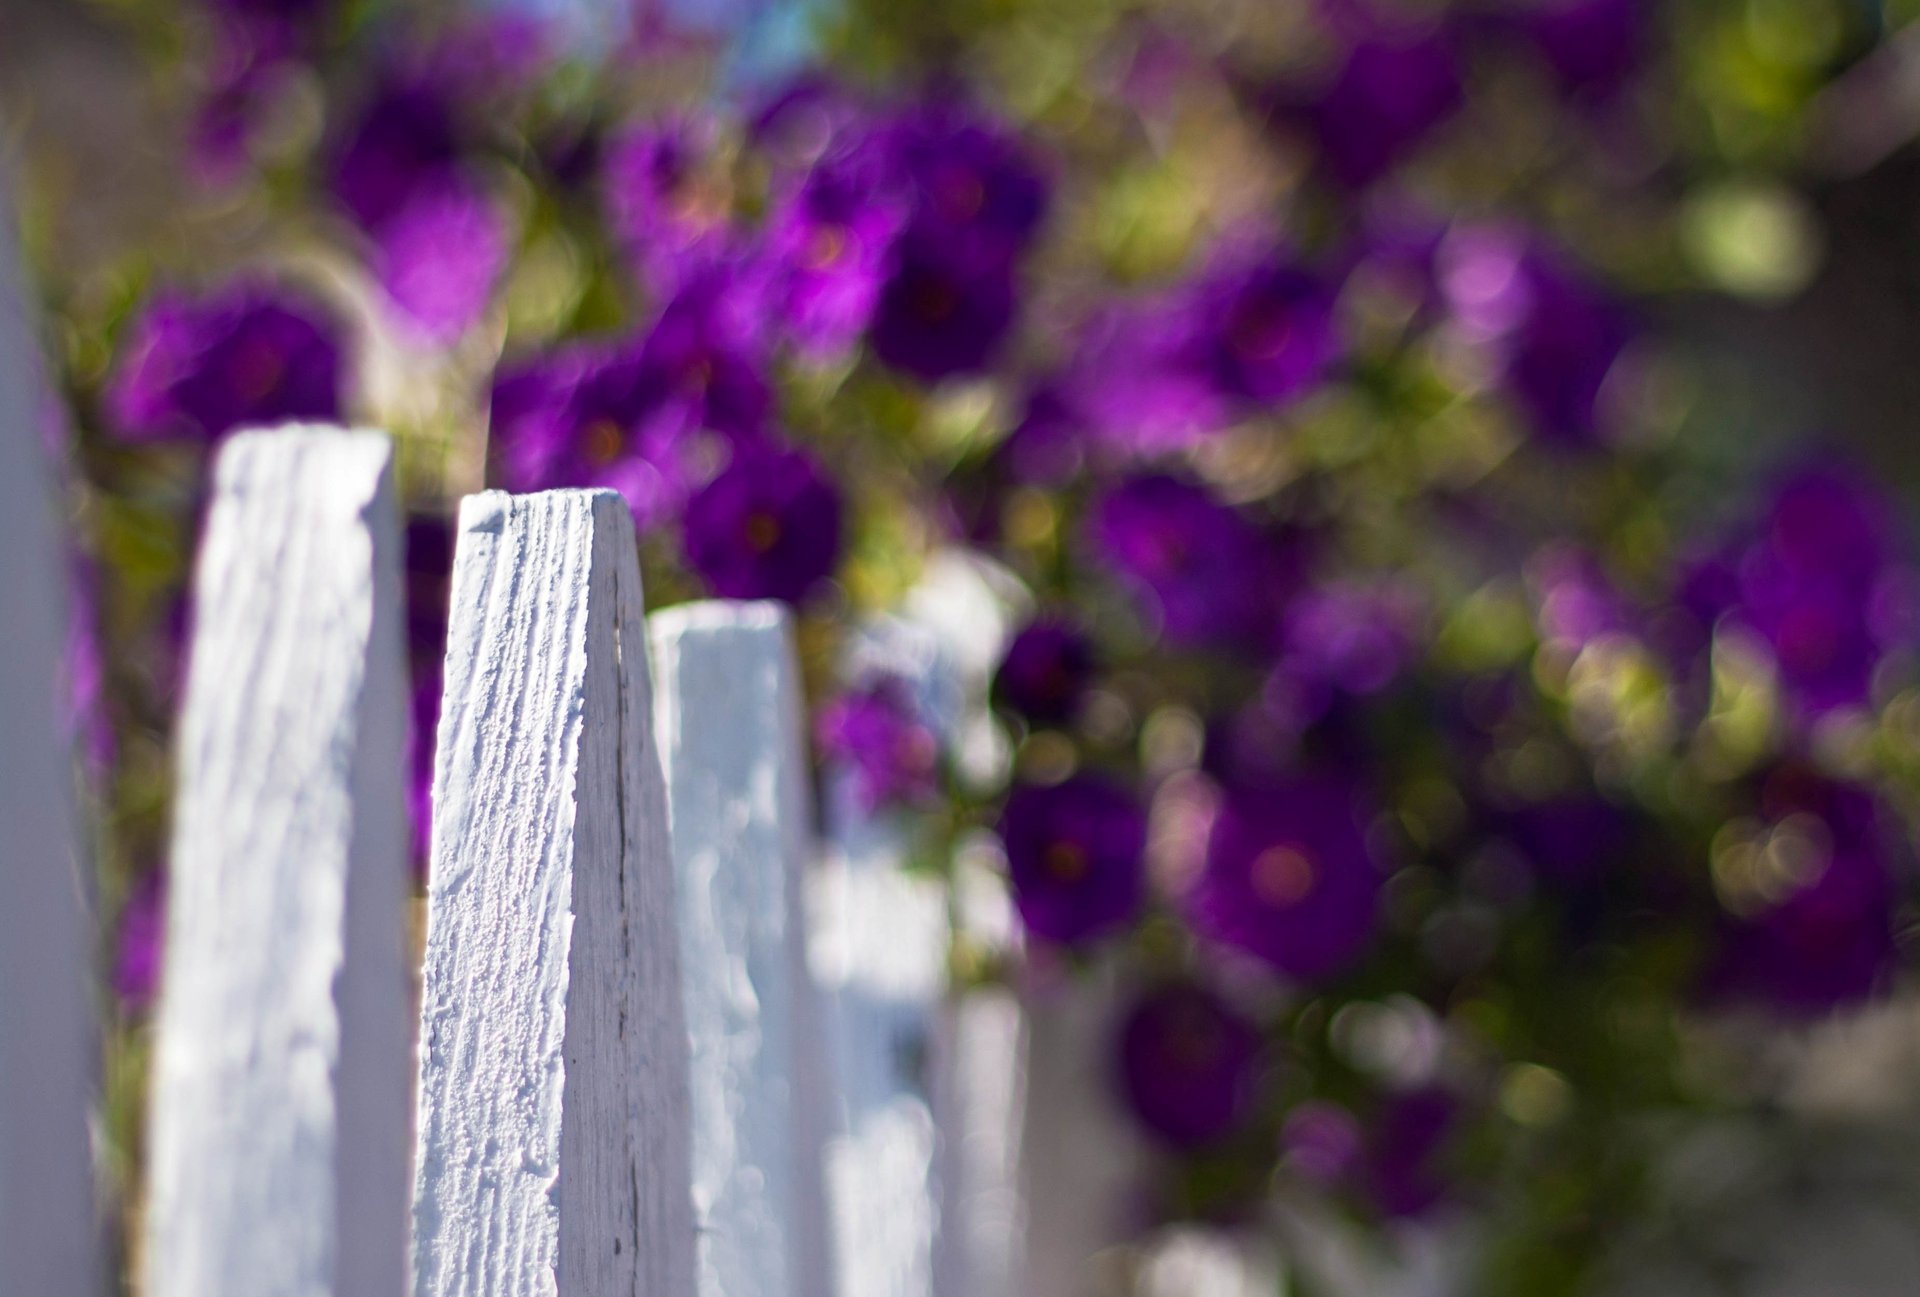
14, 0, 1920, 1293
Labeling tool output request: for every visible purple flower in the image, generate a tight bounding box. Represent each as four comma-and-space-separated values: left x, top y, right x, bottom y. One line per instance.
1279, 580, 1422, 698
408, 668, 442, 876
1366, 1087, 1459, 1219
681, 447, 843, 603
770, 135, 909, 357
488, 344, 696, 529
994, 618, 1096, 725
603, 118, 735, 276
114, 869, 166, 1011
818, 678, 941, 812
1505, 793, 1635, 887
638, 257, 776, 440
1089, 475, 1284, 649
868, 232, 1019, 382
1188, 775, 1383, 981
999, 774, 1147, 946
1441, 227, 1635, 446
1276, 23, 1465, 189
1115, 981, 1266, 1148
107, 281, 345, 443
1709, 768, 1903, 1016
885, 100, 1048, 268
1508, 0, 1648, 100
330, 73, 505, 339
1282, 1101, 1366, 1185
1199, 254, 1342, 405
1066, 298, 1233, 452
1529, 545, 1636, 652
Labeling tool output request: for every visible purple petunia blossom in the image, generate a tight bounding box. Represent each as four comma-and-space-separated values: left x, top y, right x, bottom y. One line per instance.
1089, 475, 1285, 649
999, 774, 1147, 946
1272, 18, 1465, 189
817, 677, 941, 812
994, 617, 1096, 726
1440, 226, 1635, 446
1506, 0, 1648, 101
769, 133, 910, 358
868, 232, 1019, 383
884, 99, 1049, 268
1114, 981, 1266, 1148
330, 72, 505, 339
639, 256, 777, 440
1189, 774, 1384, 981
114, 869, 166, 1011
603, 117, 736, 277
488, 344, 699, 529
1066, 298, 1233, 453
1278, 579, 1422, 699
681, 447, 843, 603
1200, 253, 1343, 405
1708, 767, 1903, 1016
1504, 792, 1636, 887
107, 281, 345, 443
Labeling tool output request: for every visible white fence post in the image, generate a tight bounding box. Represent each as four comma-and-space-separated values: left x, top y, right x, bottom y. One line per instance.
0, 165, 97, 1297
650, 601, 835, 1297
145, 428, 412, 1297
410, 489, 695, 1297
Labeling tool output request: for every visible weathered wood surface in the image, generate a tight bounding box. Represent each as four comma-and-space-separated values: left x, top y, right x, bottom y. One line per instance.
650, 601, 835, 1297
410, 489, 694, 1297
0, 164, 97, 1297
145, 428, 411, 1297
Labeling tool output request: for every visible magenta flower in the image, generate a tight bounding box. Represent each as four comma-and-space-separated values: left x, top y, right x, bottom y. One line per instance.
1189, 775, 1384, 981
1114, 981, 1266, 1148
107, 281, 345, 443
999, 774, 1147, 946
681, 447, 843, 603
994, 617, 1096, 726
1089, 475, 1285, 649
818, 677, 941, 812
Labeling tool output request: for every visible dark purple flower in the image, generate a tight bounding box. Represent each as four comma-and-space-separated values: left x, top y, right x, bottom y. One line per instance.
1709, 768, 1903, 1016
1508, 0, 1648, 100
1199, 255, 1342, 405
1278, 24, 1465, 189
107, 281, 345, 443
408, 667, 442, 875
681, 447, 843, 603
1366, 1087, 1459, 1218
638, 256, 776, 440
1066, 298, 1233, 453
603, 118, 735, 275
998, 386, 1086, 487
818, 677, 941, 812
999, 774, 1147, 945
885, 100, 1048, 268
994, 618, 1096, 726
488, 344, 698, 529
1089, 475, 1283, 649
1505, 793, 1635, 887
1279, 580, 1422, 698
1440, 227, 1635, 446
868, 232, 1018, 383
331, 76, 462, 232
1189, 775, 1383, 981
114, 869, 166, 1011
1115, 981, 1266, 1148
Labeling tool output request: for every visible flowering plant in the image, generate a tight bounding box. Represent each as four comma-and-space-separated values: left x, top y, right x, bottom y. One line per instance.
21, 0, 1920, 1288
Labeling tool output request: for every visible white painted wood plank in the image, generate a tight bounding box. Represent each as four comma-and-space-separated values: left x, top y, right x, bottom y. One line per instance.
145, 427, 411, 1297
0, 163, 97, 1297
410, 488, 695, 1297
650, 601, 834, 1297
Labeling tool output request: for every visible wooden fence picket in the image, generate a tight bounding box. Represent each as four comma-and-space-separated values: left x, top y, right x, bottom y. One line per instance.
650, 602, 836, 1297
0, 165, 97, 1297
410, 489, 695, 1297
144, 428, 412, 1297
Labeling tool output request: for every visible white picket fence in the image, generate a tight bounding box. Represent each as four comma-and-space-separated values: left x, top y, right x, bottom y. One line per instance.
0, 174, 1290, 1294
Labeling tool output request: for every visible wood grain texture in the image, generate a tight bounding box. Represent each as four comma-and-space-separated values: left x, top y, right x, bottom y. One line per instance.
410, 489, 694, 1297
649, 601, 834, 1297
0, 165, 97, 1297
145, 428, 411, 1297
